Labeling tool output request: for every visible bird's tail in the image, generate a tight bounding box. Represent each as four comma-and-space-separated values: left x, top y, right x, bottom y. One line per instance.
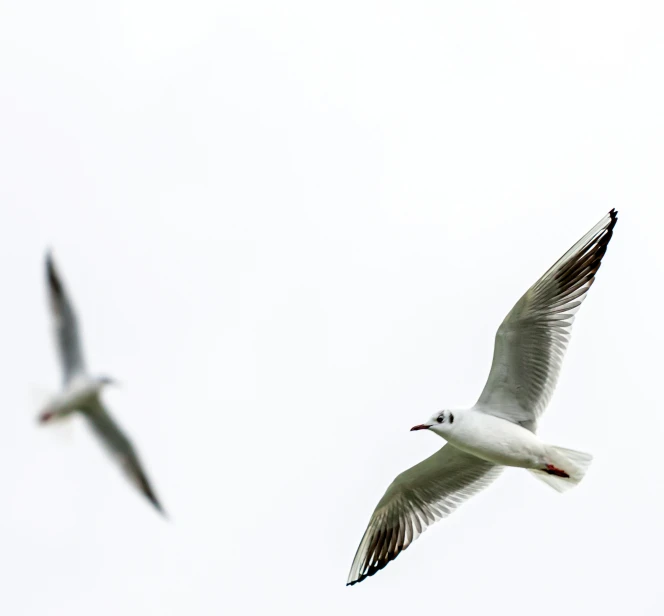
528, 446, 593, 493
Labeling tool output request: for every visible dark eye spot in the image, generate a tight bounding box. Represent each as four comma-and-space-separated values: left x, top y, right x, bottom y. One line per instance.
449, 413, 454, 424
436, 414, 445, 423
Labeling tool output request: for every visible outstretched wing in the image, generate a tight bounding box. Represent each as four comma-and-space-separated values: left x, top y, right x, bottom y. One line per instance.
80, 396, 165, 516
475, 209, 618, 432
45, 252, 86, 385
347, 445, 501, 586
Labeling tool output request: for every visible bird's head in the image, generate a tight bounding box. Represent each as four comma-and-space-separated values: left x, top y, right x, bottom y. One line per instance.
96, 375, 120, 389
37, 400, 66, 424
38, 405, 57, 424
410, 410, 456, 437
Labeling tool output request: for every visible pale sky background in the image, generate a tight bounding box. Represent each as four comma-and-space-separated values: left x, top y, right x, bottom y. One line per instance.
1, 1, 663, 614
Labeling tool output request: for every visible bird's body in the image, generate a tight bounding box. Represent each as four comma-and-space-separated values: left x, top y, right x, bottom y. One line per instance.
433, 408, 547, 469
39, 252, 165, 515
40, 376, 105, 421
347, 209, 618, 586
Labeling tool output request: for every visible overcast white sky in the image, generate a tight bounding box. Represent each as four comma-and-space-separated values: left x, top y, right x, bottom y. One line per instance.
1, 1, 663, 614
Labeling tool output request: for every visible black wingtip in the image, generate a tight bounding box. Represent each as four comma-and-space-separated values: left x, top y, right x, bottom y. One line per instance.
154, 503, 169, 519
142, 485, 167, 518
352, 566, 385, 586
608, 208, 618, 227
139, 474, 168, 519
346, 553, 397, 587
602, 208, 618, 247
45, 251, 62, 296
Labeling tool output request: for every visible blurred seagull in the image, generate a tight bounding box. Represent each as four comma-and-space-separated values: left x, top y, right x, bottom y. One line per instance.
39, 252, 165, 515
347, 209, 618, 586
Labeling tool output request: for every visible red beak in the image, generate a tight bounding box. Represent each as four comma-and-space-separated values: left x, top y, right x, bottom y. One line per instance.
410, 424, 430, 431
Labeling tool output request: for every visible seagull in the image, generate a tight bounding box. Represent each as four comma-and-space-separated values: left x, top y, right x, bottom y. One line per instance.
38, 252, 165, 516
347, 209, 618, 586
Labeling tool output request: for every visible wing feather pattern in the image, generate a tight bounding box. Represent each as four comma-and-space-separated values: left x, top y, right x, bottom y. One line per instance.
347, 445, 500, 586
45, 253, 86, 385
475, 209, 617, 431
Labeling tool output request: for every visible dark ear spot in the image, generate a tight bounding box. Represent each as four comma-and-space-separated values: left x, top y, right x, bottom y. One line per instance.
449, 413, 454, 424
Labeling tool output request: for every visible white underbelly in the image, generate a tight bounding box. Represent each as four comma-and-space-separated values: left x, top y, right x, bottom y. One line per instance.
58, 383, 98, 411
446, 414, 546, 469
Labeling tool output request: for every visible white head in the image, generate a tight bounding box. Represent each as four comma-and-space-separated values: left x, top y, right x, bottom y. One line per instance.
37, 399, 73, 424
411, 410, 456, 437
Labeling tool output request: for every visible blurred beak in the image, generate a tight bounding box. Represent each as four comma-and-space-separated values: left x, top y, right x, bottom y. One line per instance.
410, 424, 430, 431
38, 411, 54, 424
100, 376, 120, 388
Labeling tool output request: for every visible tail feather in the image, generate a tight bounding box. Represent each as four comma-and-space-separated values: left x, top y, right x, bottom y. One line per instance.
528, 446, 593, 493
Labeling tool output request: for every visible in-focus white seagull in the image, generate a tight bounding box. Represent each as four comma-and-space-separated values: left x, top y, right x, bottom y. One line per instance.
38, 252, 165, 516
347, 209, 618, 586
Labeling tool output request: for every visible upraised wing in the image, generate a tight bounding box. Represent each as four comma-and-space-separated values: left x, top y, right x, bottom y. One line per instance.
475, 209, 618, 432
347, 445, 501, 586
45, 252, 86, 385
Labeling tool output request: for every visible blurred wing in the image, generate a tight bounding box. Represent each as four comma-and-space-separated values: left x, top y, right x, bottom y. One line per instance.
347, 445, 501, 586
475, 209, 617, 432
81, 396, 165, 516
45, 253, 86, 385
